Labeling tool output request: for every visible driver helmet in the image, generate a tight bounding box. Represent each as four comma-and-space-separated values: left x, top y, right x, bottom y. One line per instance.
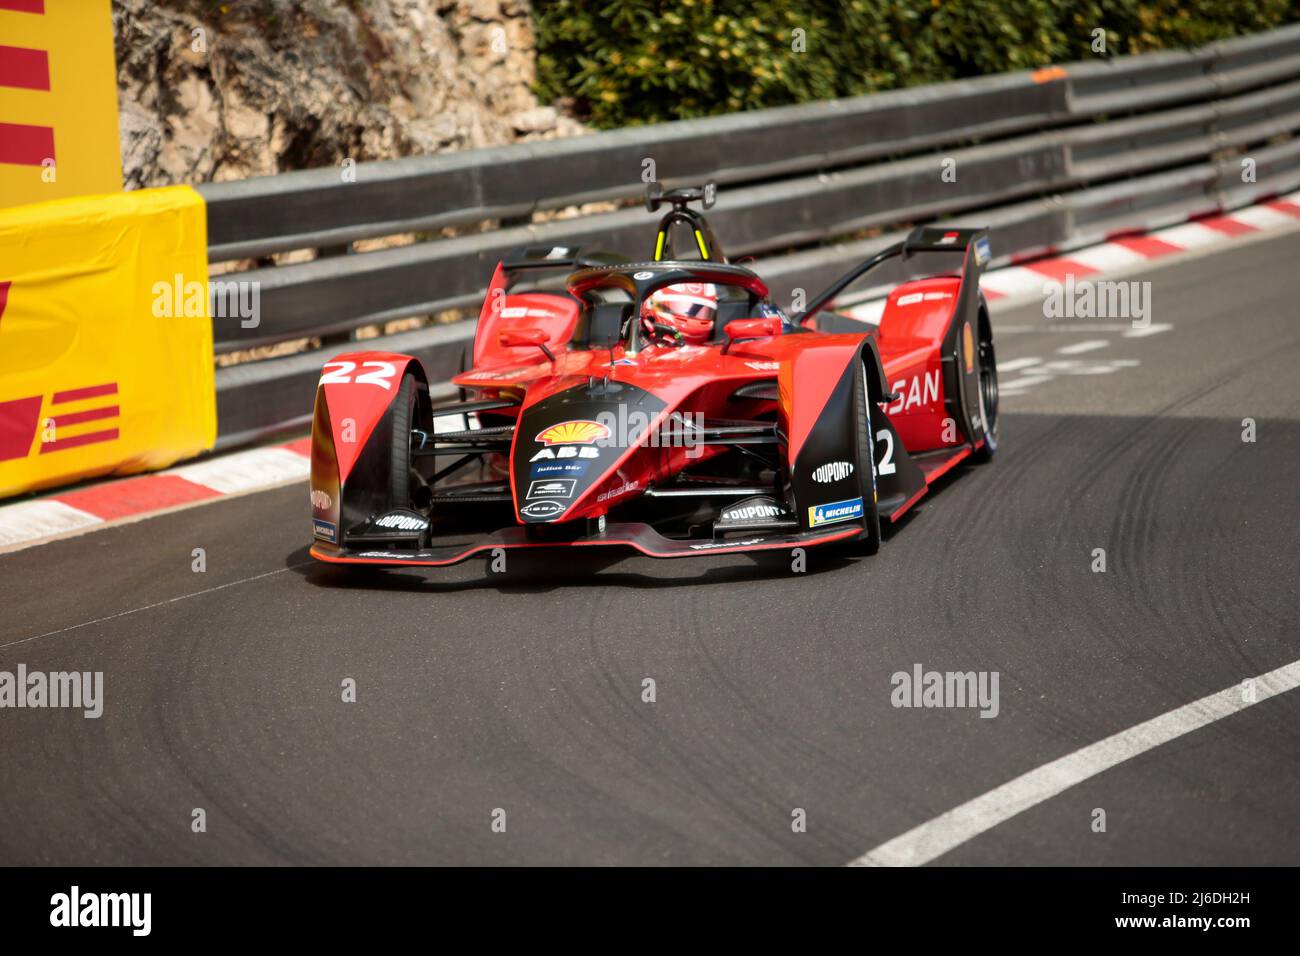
641, 282, 717, 345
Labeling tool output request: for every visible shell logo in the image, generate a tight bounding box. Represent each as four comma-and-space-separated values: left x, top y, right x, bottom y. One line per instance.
535, 419, 610, 446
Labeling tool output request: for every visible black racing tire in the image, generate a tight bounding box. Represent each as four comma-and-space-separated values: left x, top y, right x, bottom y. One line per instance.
853, 360, 883, 555
456, 343, 470, 402
389, 374, 416, 509
972, 319, 999, 463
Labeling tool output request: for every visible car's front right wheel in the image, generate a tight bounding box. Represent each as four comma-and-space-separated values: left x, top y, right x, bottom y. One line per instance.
852, 360, 883, 555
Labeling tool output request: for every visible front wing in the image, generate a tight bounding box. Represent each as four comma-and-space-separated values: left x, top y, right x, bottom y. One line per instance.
309, 520, 861, 567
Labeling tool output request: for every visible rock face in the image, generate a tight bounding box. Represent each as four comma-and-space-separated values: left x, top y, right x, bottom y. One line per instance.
113, 0, 585, 189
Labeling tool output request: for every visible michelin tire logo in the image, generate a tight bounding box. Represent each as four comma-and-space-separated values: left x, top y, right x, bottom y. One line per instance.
808, 497, 864, 527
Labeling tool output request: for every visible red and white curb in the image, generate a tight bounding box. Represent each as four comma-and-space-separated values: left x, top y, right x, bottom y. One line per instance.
0, 438, 310, 553
3, 191, 1299, 554
845, 190, 1300, 323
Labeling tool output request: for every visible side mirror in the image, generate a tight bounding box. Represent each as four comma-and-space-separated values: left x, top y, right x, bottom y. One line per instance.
499, 328, 546, 348
721, 317, 782, 355
499, 328, 555, 361
724, 317, 781, 339
644, 180, 663, 213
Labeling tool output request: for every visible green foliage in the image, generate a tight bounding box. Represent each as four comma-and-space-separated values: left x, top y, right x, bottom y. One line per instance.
534, 0, 1300, 128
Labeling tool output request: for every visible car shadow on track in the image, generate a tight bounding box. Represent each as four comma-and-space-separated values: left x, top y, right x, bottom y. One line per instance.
285, 542, 859, 594
283, 450, 988, 595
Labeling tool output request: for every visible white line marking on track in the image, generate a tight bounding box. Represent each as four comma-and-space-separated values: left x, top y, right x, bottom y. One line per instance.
1043, 362, 1119, 375
1055, 339, 1109, 355
998, 374, 1054, 393
849, 659, 1300, 866
996, 323, 1146, 334
0, 563, 314, 652
1122, 323, 1173, 338
996, 357, 1042, 372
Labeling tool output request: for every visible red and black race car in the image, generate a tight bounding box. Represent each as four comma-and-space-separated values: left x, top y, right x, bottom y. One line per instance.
307, 185, 998, 567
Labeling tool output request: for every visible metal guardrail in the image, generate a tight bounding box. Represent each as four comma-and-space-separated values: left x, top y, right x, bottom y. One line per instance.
204, 24, 1300, 449
200, 69, 1070, 262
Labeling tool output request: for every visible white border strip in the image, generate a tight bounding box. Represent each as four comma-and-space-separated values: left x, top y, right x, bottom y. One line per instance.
169, 446, 309, 495
0, 500, 101, 548
850, 658, 1300, 866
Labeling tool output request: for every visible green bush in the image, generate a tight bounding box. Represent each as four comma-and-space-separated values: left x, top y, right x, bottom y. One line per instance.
534, 0, 1300, 128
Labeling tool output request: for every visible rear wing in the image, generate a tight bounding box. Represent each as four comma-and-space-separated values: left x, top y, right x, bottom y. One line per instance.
902, 226, 993, 266
500, 245, 629, 273
496, 246, 630, 299
798, 226, 991, 323
501, 244, 584, 272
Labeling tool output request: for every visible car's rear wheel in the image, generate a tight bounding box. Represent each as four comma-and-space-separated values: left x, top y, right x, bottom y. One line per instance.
853, 361, 883, 555
973, 322, 999, 463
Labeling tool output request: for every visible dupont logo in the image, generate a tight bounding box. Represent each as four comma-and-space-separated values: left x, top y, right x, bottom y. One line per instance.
0, 381, 119, 461
720, 503, 783, 521
812, 460, 854, 483
719, 496, 787, 523
374, 511, 427, 531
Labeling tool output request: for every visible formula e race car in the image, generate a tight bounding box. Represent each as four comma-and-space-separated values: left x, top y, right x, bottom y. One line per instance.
307, 184, 998, 567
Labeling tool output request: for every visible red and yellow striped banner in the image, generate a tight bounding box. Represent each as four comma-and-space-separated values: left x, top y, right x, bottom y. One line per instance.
0, 0, 121, 207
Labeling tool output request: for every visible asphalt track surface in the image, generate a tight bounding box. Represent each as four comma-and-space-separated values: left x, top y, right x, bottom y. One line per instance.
1, 229, 1297, 865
